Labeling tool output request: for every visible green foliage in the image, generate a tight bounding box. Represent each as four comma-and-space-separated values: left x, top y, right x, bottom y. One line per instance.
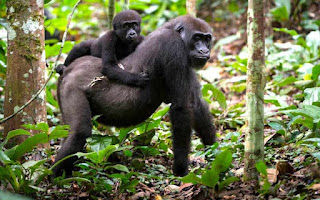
0, 191, 32, 200
271, 0, 291, 22
181, 150, 238, 191
130, 0, 186, 33
0, 123, 69, 194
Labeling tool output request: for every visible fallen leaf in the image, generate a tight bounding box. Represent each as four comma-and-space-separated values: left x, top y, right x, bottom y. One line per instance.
154, 195, 162, 200
267, 168, 279, 184
310, 184, 320, 190
179, 183, 193, 191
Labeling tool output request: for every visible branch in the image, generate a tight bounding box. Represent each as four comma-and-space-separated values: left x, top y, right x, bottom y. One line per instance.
0, 0, 82, 124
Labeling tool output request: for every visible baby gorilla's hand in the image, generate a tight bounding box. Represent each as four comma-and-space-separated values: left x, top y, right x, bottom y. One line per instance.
132, 72, 149, 87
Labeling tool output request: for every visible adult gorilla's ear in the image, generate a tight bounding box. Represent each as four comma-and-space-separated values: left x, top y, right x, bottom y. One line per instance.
174, 23, 186, 42
174, 23, 184, 33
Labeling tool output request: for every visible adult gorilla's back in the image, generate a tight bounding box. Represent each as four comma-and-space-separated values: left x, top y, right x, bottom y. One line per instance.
55, 15, 216, 177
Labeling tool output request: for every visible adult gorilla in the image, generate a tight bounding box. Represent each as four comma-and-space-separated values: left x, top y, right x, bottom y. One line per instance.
54, 15, 216, 177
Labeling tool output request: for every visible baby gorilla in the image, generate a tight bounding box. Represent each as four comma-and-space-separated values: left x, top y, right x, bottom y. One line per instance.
57, 10, 148, 87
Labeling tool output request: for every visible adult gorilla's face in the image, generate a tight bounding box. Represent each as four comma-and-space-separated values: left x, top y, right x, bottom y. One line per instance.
174, 18, 213, 69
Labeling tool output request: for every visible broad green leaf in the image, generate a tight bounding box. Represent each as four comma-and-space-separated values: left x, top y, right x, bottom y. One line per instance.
58, 177, 91, 185
152, 105, 170, 118
180, 172, 202, 184
264, 95, 288, 107
0, 191, 32, 200
88, 135, 117, 152
5, 133, 48, 160
107, 164, 129, 173
0, 150, 11, 164
271, 0, 291, 22
22, 159, 47, 169
46, 87, 59, 107
1, 129, 31, 148
275, 76, 297, 87
132, 130, 155, 146
311, 65, 320, 81
49, 129, 69, 140
303, 105, 320, 121
211, 150, 233, 173
274, 28, 298, 36
119, 127, 135, 143
268, 121, 285, 131
87, 145, 116, 163
291, 117, 314, 129
202, 84, 227, 109
201, 169, 219, 188
22, 123, 49, 133
255, 161, 267, 176
311, 152, 320, 160
304, 87, 320, 105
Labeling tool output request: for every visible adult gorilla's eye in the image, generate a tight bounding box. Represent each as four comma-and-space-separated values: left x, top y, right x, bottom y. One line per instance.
123, 24, 129, 29
194, 35, 201, 41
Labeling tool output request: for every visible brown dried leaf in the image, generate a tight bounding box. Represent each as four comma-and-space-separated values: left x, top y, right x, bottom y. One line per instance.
179, 183, 193, 192
267, 168, 279, 184
310, 184, 320, 190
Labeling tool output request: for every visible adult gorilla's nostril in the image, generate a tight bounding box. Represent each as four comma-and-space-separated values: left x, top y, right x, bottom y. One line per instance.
201, 49, 209, 54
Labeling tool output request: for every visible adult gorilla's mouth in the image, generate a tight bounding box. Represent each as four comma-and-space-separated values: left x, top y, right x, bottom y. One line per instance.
194, 56, 210, 60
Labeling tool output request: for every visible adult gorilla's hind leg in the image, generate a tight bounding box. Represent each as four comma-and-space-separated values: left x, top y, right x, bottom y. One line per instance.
52, 89, 92, 177
193, 99, 216, 145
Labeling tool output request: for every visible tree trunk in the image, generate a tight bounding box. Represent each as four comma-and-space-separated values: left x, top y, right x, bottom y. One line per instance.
123, 0, 130, 10
186, 0, 197, 17
4, 0, 46, 145
244, 0, 266, 180
108, 0, 115, 30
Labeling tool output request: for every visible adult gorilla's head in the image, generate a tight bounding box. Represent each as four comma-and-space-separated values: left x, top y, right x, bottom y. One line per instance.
163, 15, 213, 69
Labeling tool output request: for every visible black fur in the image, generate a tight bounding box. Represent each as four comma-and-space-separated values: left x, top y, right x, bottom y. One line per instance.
58, 10, 148, 87
53, 15, 216, 177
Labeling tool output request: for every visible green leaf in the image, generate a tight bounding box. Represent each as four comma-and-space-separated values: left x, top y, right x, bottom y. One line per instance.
311, 152, 320, 160
5, 133, 48, 160
23, 123, 49, 133
180, 172, 202, 184
0, 150, 11, 164
304, 87, 320, 105
202, 84, 227, 109
132, 130, 155, 146
274, 28, 298, 36
211, 150, 233, 173
275, 76, 297, 87
46, 87, 59, 107
311, 65, 320, 81
201, 169, 219, 188
152, 105, 170, 118
107, 164, 129, 173
1, 129, 31, 148
88, 135, 117, 152
271, 0, 291, 22
255, 161, 267, 176
58, 177, 91, 185
0, 190, 32, 200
